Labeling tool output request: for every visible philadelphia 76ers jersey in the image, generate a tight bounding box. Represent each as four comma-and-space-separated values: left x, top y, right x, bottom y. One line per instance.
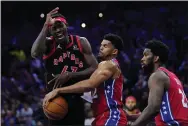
92, 58, 127, 126
155, 67, 188, 126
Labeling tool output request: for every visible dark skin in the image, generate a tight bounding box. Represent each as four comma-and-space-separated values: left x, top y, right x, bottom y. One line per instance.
130, 48, 170, 126
31, 7, 59, 58
31, 7, 98, 89
43, 39, 121, 106
49, 37, 98, 89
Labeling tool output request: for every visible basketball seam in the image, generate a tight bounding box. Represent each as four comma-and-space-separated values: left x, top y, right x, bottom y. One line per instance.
52, 101, 68, 113
45, 107, 64, 116
45, 108, 65, 117
44, 110, 61, 120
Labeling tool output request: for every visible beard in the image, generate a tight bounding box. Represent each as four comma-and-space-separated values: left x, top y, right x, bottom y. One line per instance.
126, 105, 137, 111
142, 62, 154, 75
142, 56, 155, 75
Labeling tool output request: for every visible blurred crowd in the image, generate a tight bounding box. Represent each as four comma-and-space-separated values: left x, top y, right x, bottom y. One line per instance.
2, 2, 188, 126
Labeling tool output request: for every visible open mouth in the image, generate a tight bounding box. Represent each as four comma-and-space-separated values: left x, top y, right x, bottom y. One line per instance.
141, 63, 145, 68
98, 51, 103, 56
56, 33, 64, 39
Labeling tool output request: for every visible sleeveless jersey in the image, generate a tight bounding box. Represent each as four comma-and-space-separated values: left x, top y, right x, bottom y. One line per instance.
92, 58, 127, 126
155, 67, 188, 126
43, 35, 88, 91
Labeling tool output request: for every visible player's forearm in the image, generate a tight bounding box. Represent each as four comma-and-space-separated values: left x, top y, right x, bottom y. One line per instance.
132, 106, 158, 126
31, 24, 49, 58
69, 66, 97, 80
58, 79, 94, 94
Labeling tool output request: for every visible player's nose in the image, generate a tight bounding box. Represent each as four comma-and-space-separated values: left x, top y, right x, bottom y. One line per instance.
141, 57, 144, 63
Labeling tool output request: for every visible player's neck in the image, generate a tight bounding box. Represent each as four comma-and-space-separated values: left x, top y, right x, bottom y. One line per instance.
153, 63, 165, 72
105, 56, 116, 61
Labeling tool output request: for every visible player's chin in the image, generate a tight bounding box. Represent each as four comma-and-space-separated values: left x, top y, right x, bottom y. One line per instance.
97, 53, 103, 58
97, 55, 103, 61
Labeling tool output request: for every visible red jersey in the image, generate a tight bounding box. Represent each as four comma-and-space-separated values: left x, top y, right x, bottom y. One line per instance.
155, 67, 188, 126
92, 59, 127, 126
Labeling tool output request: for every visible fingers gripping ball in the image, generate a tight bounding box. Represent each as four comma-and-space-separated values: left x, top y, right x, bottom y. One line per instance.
43, 96, 68, 120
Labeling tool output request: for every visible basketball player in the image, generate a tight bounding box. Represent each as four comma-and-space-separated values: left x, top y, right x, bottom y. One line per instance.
44, 33, 128, 126
130, 40, 188, 126
31, 7, 98, 125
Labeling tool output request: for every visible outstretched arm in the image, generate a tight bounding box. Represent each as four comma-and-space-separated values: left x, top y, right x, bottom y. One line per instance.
131, 71, 169, 126
57, 61, 117, 94
43, 61, 119, 106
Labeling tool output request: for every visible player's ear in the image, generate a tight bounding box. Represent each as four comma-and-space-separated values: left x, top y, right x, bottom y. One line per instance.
154, 56, 159, 63
112, 49, 118, 55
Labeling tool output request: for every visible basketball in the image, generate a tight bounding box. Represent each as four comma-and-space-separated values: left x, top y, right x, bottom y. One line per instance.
43, 96, 68, 120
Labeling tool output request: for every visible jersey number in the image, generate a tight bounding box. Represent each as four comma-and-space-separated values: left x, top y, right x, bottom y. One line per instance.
179, 88, 188, 108
61, 66, 78, 74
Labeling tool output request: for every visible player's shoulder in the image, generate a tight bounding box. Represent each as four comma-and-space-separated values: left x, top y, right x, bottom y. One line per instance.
79, 36, 86, 40
79, 36, 89, 45
76, 36, 89, 43
98, 60, 117, 69
150, 70, 169, 82
72, 35, 86, 41
70, 35, 89, 44
77, 36, 92, 53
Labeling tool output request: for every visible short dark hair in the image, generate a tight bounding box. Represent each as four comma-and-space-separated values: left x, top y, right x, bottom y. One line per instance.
51, 13, 68, 26
145, 39, 169, 64
103, 33, 124, 51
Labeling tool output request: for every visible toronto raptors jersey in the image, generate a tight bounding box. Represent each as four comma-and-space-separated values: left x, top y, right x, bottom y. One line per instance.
155, 67, 188, 126
43, 35, 88, 91
92, 58, 127, 125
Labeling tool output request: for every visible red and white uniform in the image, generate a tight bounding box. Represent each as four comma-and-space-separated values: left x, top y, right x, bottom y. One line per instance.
92, 59, 127, 126
155, 67, 188, 126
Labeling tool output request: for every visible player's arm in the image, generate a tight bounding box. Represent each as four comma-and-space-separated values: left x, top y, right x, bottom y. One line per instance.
131, 71, 169, 126
31, 7, 58, 58
57, 61, 116, 94
68, 37, 98, 79
31, 24, 49, 58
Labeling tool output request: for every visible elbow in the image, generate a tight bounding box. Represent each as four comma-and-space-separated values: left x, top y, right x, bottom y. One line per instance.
154, 105, 161, 113
31, 51, 37, 58
31, 47, 36, 58
31, 51, 36, 58
31, 45, 41, 58
148, 104, 160, 114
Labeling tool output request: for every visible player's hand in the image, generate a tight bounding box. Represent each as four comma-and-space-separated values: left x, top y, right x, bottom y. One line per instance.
43, 89, 59, 107
48, 72, 71, 89
45, 7, 59, 25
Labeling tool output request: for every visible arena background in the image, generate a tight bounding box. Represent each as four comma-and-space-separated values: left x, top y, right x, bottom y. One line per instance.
1, 1, 188, 126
